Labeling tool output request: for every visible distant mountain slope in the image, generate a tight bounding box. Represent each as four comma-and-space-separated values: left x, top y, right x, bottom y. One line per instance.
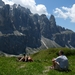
41, 36, 61, 49
0, 3, 75, 55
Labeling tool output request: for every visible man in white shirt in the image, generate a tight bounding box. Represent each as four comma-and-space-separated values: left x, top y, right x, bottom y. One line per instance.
51, 50, 69, 70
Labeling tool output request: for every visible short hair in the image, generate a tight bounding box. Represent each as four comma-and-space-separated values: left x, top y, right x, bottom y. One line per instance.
23, 53, 25, 56
59, 50, 64, 55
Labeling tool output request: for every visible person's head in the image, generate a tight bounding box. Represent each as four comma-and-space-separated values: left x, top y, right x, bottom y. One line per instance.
23, 53, 25, 56
59, 50, 64, 55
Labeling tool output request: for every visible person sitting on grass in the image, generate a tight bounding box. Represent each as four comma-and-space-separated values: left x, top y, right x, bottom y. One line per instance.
51, 50, 69, 71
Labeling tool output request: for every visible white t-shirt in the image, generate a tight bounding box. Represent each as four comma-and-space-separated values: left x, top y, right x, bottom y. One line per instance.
55, 55, 69, 69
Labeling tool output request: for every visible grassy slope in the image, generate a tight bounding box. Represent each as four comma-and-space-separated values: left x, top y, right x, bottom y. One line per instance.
0, 48, 75, 75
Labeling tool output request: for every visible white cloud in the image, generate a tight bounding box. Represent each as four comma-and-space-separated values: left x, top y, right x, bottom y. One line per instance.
2, 0, 50, 16
54, 4, 75, 23
2, 0, 14, 5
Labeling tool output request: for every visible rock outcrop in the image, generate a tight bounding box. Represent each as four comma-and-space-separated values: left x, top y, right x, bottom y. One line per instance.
0, 3, 75, 55
0, 0, 5, 6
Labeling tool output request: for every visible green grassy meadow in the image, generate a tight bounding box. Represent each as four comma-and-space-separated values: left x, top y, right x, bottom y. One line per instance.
0, 48, 75, 75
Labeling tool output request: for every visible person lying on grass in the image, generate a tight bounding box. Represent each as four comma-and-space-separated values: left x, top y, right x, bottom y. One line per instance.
51, 50, 69, 71
18, 54, 33, 62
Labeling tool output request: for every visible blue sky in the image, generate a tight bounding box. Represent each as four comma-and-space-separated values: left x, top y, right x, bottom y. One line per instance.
2, 0, 75, 32
35, 0, 75, 32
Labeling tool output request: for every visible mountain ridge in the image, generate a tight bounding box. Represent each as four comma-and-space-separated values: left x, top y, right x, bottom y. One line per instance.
0, 0, 5, 6
0, 2, 75, 55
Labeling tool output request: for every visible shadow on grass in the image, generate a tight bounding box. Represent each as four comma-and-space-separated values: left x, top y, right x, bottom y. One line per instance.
56, 69, 71, 73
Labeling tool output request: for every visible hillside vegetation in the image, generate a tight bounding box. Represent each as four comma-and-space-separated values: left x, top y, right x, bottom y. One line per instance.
0, 48, 75, 75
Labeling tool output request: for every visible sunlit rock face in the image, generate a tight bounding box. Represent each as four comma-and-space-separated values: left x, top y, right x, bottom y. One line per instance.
0, 0, 5, 6
0, 4, 75, 55
0, 4, 41, 54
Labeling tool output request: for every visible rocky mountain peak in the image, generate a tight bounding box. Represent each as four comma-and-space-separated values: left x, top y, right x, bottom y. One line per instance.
49, 14, 56, 26
0, 0, 5, 6
0, 4, 75, 55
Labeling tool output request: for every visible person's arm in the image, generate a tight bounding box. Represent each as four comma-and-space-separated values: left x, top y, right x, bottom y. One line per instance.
52, 58, 59, 65
52, 58, 56, 61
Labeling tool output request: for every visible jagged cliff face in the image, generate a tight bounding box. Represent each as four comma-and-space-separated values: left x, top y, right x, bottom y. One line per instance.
0, 4, 41, 54
53, 31, 75, 48
0, 4, 75, 54
38, 14, 52, 39
49, 15, 60, 34
0, 0, 5, 6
